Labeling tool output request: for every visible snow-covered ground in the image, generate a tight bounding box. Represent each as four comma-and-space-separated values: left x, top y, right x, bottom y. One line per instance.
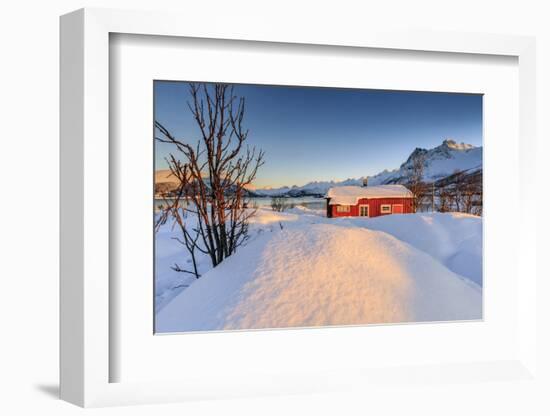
155, 207, 482, 332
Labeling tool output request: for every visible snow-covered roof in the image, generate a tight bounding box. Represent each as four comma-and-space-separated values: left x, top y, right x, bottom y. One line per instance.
326, 185, 413, 205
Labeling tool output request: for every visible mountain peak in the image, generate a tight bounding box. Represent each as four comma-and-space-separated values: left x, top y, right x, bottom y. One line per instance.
440, 139, 475, 151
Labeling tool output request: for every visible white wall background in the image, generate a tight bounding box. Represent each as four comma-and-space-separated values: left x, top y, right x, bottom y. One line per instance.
0, 1, 548, 415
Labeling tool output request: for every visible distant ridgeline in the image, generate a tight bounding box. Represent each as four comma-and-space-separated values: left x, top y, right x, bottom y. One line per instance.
252, 139, 482, 198
154, 170, 259, 198
154, 139, 482, 201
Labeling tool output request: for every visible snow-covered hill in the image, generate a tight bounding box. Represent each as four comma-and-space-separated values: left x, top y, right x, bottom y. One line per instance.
255, 139, 482, 196
156, 209, 482, 332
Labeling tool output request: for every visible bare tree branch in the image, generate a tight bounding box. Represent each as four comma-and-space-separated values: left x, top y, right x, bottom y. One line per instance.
155, 83, 265, 276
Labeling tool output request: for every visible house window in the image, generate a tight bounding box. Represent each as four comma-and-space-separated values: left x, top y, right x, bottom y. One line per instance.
336, 205, 350, 213
380, 204, 392, 214
359, 205, 369, 217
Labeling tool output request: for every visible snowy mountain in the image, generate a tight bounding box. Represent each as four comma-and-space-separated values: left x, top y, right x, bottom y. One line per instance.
369, 139, 481, 185
254, 139, 482, 197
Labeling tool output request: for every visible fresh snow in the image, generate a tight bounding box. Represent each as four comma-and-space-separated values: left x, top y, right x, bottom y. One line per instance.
156, 208, 482, 333
333, 212, 483, 286
326, 184, 413, 205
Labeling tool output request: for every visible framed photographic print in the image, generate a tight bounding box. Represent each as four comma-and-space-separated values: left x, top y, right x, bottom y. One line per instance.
153, 81, 483, 334
60, 8, 538, 408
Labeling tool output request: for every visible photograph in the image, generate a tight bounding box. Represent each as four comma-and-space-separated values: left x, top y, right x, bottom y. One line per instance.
153, 81, 483, 333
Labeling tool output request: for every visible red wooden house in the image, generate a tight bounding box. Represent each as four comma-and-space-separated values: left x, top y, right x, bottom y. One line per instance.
325, 185, 414, 218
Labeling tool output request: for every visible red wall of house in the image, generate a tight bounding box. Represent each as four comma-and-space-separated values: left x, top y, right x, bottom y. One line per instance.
329, 197, 414, 218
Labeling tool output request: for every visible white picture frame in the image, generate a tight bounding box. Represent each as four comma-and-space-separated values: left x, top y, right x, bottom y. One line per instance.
60, 8, 538, 407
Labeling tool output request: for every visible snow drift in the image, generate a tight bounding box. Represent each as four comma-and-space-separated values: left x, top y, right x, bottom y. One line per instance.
333, 212, 483, 286
157, 217, 482, 333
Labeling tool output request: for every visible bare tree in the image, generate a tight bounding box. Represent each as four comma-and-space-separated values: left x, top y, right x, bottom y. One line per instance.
449, 169, 463, 212
155, 166, 201, 278
435, 185, 453, 213
155, 83, 265, 278
405, 152, 427, 212
270, 196, 290, 212
433, 168, 482, 215
455, 169, 482, 215
471, 170, 483, 216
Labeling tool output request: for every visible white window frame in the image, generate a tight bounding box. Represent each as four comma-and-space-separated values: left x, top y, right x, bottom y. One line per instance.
359, 204, 369, 217
380, 204, 392, 214
336, 205, 351, 213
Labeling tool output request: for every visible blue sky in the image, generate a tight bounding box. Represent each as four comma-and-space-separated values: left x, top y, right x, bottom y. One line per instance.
154, 81, 482, 188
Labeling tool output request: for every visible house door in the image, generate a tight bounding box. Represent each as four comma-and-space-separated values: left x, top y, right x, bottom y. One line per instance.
393, 204, 403, 214
359, 205, 369, 217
